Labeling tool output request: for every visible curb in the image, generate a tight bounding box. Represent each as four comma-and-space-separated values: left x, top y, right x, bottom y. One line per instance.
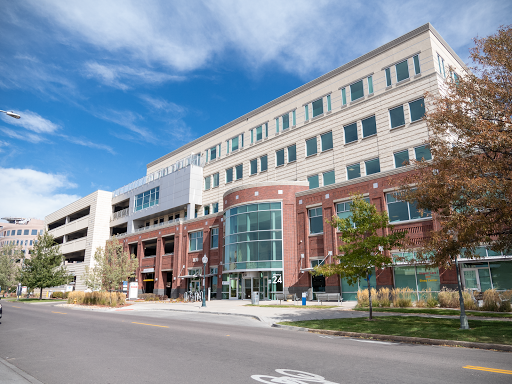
272, 324, 512, 352
0, 358, 44, 384
148, 307, 269, 324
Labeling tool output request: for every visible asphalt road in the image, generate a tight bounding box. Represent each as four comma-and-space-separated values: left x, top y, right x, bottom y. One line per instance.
0, 300, 511, 384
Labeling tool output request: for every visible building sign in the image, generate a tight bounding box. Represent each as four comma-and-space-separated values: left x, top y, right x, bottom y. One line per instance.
142, 268, 155, 273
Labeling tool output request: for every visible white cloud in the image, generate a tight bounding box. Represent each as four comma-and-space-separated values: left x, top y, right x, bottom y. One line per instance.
0, 127, 45, 143
84, 62, 185, 89
0, 110, 59, 134
0, 168, 81, 220
58, 134, 116, 154
140, 95, 186, 114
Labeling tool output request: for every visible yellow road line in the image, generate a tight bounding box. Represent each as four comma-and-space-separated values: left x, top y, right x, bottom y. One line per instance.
51, 311, 67, 314
464, 366, 512, 375
132, 322, 169, 328
12, 306, 21, 308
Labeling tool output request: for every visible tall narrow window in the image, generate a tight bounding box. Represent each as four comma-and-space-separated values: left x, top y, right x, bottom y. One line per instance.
305, 105, 309, 121
362, 115, 377, 138
250, 129, 254, 144
341, 88, 347, 105
344, 122, 358, 144
226, 168, 233, 183
385, 68, 391, 86
350, 80, 364, 101
368, 76, 373, 94
308, 207, 323, 234
211, 227, 219, 248
276, 118, 279, 133
210, 146, 217, 160
250, 159, 258, 175
396, 60, 409, 82
413, 55, 421, 75
365, 158, 380, 175
260, 155, 268, 172
306, 137, 318, 156
241, 134, 244, 148
265, 122, 268, 137
292, 110, 296, 126
226, 140, 230, 154
212, 173, 219, 188
235, 164, 243, 180
204, 176, 211, 190
438, 55, 445, 77
409, 98, 425, 122
394, 150, 410, 168
453, 72, 460, 85
212, 202, 219, 213
282, 114, 289, 130
308, 175, 319, 189
256, 125, 263, 141
288, 144, 296, 163
323, 170, 335, 186
389, 105, 405, 128
312, 98, 323, 117
276, 149, 285, 167
189, 231, 203, 252
321, 131, 333, 151
347, 163, 361, 180
231, 137, 239, 151
326, 95, 331, 111
204, 206, 210, 216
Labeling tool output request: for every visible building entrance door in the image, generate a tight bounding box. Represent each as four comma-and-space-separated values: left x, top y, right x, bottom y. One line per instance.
229, 275, 240, 299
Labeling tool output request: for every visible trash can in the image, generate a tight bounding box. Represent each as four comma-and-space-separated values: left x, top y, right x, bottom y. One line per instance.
251, 292, 260, 305
302, 292, 307, 306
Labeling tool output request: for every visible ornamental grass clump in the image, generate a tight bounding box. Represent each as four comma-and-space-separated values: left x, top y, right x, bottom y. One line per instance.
377, 287, 391, 307
392, 287, 413, 307
357, 289, 369, 307
438, 288, 477, 309
418, 289, 439, 308
68, 291, 126, 307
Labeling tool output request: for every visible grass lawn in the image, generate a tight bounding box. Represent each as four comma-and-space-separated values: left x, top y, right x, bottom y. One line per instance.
245, 304, 339, 309
354, 307, 512, 318
281, 316, 512, 345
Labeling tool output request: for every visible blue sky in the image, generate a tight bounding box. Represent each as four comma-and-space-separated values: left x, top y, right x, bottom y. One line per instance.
0, 0, 510, 221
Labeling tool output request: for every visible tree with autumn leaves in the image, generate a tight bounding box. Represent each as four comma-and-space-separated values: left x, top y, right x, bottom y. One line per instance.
399, 26, 512, 326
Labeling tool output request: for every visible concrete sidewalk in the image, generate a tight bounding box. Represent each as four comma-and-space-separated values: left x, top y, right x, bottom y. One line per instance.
0, 358, 43, 384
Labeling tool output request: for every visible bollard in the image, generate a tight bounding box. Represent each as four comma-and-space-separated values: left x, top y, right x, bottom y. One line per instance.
302, 292, 307, 306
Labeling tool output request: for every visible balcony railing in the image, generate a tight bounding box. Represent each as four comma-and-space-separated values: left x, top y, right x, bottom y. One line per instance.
111, 208, 129, 221
112, 153, 204, 197
110, 218, 183, 240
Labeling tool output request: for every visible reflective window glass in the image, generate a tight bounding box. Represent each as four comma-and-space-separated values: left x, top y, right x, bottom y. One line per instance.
312, 99, 323, 117
344, 123, 358, 144
276, 149, 285, 166
321, 131, 333, 151
394, 150, 410, 168
288, 145, 296, 163
365, 158, 380, 175
350, 80, 364, 101
323, 170, 335, 186
346, 163, 360, 180
250, 159, 258, 175
415, 145, 432, 161
389, 105, 405, 128
362, 116, 377, 138
409, 98, 425, 122
308, 175, 319, 189
306, 137, 317, 156
396, 60, 409, 82
260, 155, 268, 172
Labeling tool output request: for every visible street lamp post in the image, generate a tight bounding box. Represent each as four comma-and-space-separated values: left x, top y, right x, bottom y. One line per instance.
202, 255, 208, 307
0, 110, 21, 119
455, 256, 469, 330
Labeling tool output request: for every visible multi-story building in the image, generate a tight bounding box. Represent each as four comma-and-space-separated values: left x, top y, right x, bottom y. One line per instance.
44, 190, 112, 291
0, 217, 45, 257
48, 23, 512, 299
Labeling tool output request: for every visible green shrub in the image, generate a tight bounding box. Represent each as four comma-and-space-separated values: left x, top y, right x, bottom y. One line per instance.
52, 291, 65, 299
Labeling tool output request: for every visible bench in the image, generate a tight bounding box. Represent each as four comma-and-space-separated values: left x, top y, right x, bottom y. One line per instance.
275, 293, 298, 304
316, 293, 342, 305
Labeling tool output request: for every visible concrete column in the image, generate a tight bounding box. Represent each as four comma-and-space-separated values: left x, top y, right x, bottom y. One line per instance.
154, 237, 164, 295
187, 203, 192, 220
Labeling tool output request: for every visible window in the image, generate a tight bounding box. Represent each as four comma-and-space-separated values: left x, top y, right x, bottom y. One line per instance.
365, 158, 380, 175
350, 80, 364, 101
385, 68, 391, 86
368, 76, 373, 94
309, 207, 323, 234
288, 145, 296, 163
265, 122, 268, 137
282, 113, 289, 130
39, 230, 43, 235
276, 149, 285, 167
308, 175, 319, 189
211, 228, 219, 249
336, 198, 370, 224
394, 150, 410, 168
453, 72, 460, 85
226, 168, 233, 183
409, 98, 425, 122
134, 187, 159, 212
260, 155, 268, 172
347, 163, 361, 180
344, 122, 358, 144
312, 98, 323, 118
275, 118, 279, 133
341, 88, 347, 105
204, 176, 211, 190
252, 125, 263, 143
413, 55, 420, 75
213, 202, 219, 213
306, 137, 317, 156
386, 193, 431, 222
389, 105, 405, 128
31, 229, 37, 235
326, 95, 331, 112
362, 115, 377, 138
17, 230, 22, 235
321, 131, 333, 151
231, 136, 239, 151
24, 230, 29, 235
415, 145, 432, 161
209, 145, 218, 161
189, 231, 203, 252
29, 240, 33, 246
438, 55, 445, 77
323, 170, 335, 186
235, 164, 243, 180
250, 159, 258, 175
204, 206, 210, 216
396, 60, 409, 82
304, 105, 309, 121
212, 172, 219, 188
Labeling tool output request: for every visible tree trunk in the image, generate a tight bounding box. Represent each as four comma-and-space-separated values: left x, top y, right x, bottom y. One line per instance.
39, 287, 43, 300
455, 258, 469, 329
367, 270, 373, 320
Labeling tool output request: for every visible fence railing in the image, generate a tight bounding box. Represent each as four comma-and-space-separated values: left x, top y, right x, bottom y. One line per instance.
111, 208, 129, 221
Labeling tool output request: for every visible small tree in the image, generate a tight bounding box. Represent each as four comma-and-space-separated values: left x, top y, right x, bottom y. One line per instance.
19, 231, 73, 300
83, 237, 137, 304
313, 195, 407, 320
0, 244, 23, 296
